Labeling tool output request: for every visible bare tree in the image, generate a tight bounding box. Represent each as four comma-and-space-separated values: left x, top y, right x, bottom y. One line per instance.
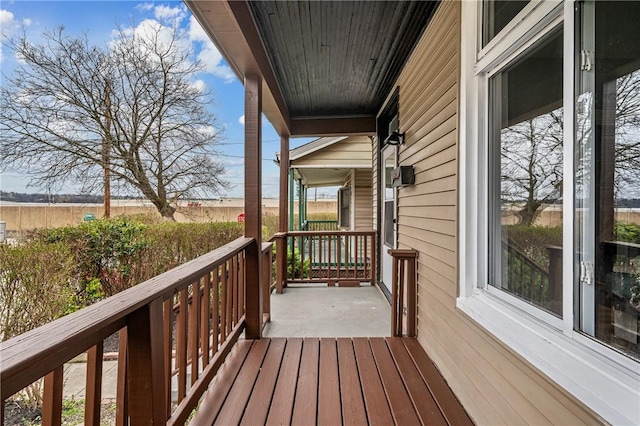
0, 24, 228, 220
500, 109, 564, 225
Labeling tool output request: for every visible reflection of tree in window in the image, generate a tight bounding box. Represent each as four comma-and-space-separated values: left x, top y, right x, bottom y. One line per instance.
500, 108, 563, 225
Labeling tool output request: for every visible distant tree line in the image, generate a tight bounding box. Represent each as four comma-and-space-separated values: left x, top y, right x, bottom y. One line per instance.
0, 191, 138, 203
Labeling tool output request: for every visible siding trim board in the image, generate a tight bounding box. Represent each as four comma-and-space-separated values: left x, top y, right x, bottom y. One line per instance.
377, 1, 606, 424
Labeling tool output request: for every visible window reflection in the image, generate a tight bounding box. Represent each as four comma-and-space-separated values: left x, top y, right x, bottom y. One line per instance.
576, 0, 640, 361
489, 28, 563, 316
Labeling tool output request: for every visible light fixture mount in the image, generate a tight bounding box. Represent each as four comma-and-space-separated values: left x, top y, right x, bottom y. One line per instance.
384, 130, 405, 146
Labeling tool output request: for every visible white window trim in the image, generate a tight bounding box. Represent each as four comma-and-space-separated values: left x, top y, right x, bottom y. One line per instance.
458, 1, 640, 425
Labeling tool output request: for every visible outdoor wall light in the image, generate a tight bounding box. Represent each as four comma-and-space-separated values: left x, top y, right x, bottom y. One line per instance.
384, 130, 405, 146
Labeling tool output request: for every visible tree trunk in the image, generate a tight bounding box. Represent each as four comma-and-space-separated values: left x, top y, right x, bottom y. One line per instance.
158, 204, 176, 221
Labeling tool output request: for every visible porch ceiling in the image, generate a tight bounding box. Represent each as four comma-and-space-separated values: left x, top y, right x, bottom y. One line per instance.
294, 167, 352, 187
186, 0, 438, 136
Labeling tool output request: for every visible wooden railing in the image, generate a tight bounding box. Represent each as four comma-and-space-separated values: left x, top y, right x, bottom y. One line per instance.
502, 239, 562, 316
389, 249, 418, 337
0, 237, 256, 426
262, 242, 273, 328
301, 220, 339, 231
276, 231, 376, 287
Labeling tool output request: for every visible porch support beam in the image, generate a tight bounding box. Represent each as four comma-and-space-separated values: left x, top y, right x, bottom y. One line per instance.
279, 135, 289, 233
290, 116, 376, 137
244, 74, 263, 339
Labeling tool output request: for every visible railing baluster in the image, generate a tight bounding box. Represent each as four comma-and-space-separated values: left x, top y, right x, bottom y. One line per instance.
221, 261, 228, 339
213, 267, 220, 352
201, 273, 211, 367
239, 252, 246, 318
163, 298, 172, 418
42, 366, 63, 426
116, 329, 128, 426
189, 280, 201, 386
225, 260, 232, 337
85, 342, 103, 426
177, 289, 188, 401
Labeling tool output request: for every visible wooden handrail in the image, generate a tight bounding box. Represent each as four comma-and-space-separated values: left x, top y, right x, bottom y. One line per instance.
389, 249, 418, 337
280, 230, 376, 286
1, 236, 253, 424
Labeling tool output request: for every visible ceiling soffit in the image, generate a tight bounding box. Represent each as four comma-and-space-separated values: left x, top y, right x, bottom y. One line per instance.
247, 1, 438, 120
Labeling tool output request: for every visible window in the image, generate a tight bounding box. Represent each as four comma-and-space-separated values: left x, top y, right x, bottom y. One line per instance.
575, 0, 640, 361
459, 1, 640, 423
338, 187, 350, 229
482, 0, 530, 47
488, 27, 564, 317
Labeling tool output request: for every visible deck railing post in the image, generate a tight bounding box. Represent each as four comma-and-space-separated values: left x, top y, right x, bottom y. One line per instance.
126, 299, 166, 424
389, 249, 418, 337
262, 242, 272, 326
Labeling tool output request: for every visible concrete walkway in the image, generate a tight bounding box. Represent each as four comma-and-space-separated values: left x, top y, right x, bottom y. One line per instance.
263, 285, 390, 337
61, 284, 390, 399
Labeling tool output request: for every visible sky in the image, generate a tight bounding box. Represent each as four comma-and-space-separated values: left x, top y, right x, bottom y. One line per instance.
0, 0, 313, 199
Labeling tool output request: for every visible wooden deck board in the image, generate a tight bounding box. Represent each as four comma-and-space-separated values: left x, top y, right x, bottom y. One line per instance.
241, 338, 287, 425
369, 338, 421, 425
387, 337, 448, 425
190, 340, 253, 426
336, 338, 368, 425
352, 338, 394, 426
402, 337, 474, 426
318, 338, 342, 425
265, 338, 303, 426
192, 337, 471, 426
291, 338, 320, 425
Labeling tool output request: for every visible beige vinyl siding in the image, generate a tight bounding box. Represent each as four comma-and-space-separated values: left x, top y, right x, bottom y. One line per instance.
386, 1, 601, 424
292, 136, 371, 168
354, 169, 372, 230
372, 135, 379, 240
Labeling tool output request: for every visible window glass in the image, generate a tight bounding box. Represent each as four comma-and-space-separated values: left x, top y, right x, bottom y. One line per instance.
483, 0, 530, 47
489, 27, 564, 317
576, 0, 640, 360
339, 187, 350, 228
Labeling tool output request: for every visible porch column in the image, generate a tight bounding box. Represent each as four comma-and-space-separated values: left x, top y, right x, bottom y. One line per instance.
298, 179, 303, 230
279, 135, 289, 233
244, 74, 263, 339
289, 169, 295, 231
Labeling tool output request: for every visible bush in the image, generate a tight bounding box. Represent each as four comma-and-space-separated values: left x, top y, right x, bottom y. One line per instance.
29, 218, 149, 296
504, 225, 563, 269
615, 222, 640, 244
0, 242, 75, 340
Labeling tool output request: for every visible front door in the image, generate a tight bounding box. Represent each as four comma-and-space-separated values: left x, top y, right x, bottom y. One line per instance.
381, 144, 397, 294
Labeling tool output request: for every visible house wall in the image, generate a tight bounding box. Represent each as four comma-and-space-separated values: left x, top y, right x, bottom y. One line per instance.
354, 169, 373, 231
385, 1, 601, 424
292, 135, 371, 168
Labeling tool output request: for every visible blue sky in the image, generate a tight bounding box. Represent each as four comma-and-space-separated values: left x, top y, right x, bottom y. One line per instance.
0, 0, 312, 199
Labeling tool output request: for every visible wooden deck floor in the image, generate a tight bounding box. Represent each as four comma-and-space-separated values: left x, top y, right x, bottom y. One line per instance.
191, 337, 472, 426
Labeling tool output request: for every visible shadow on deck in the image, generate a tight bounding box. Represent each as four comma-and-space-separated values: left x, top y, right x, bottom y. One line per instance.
191, 337, 473, 426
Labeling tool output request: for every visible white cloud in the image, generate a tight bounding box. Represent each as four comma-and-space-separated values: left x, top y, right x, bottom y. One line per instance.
188, 16, 235, 82
154, 5, 186, 23
1, 10, 18, 62
238, 115, 245, 126
22, 18, 32, 26
136, 3, 154, 12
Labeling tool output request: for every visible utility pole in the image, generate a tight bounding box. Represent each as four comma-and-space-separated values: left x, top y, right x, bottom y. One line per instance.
103, 82, 111, 218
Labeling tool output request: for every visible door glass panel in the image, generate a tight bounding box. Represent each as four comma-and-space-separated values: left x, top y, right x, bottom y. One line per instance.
384, 149, 396, 248
576, 0, 640, 360
488, 27, 564, 317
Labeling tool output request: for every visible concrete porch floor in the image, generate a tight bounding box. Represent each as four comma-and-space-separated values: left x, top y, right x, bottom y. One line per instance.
263, 285, 390, 338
